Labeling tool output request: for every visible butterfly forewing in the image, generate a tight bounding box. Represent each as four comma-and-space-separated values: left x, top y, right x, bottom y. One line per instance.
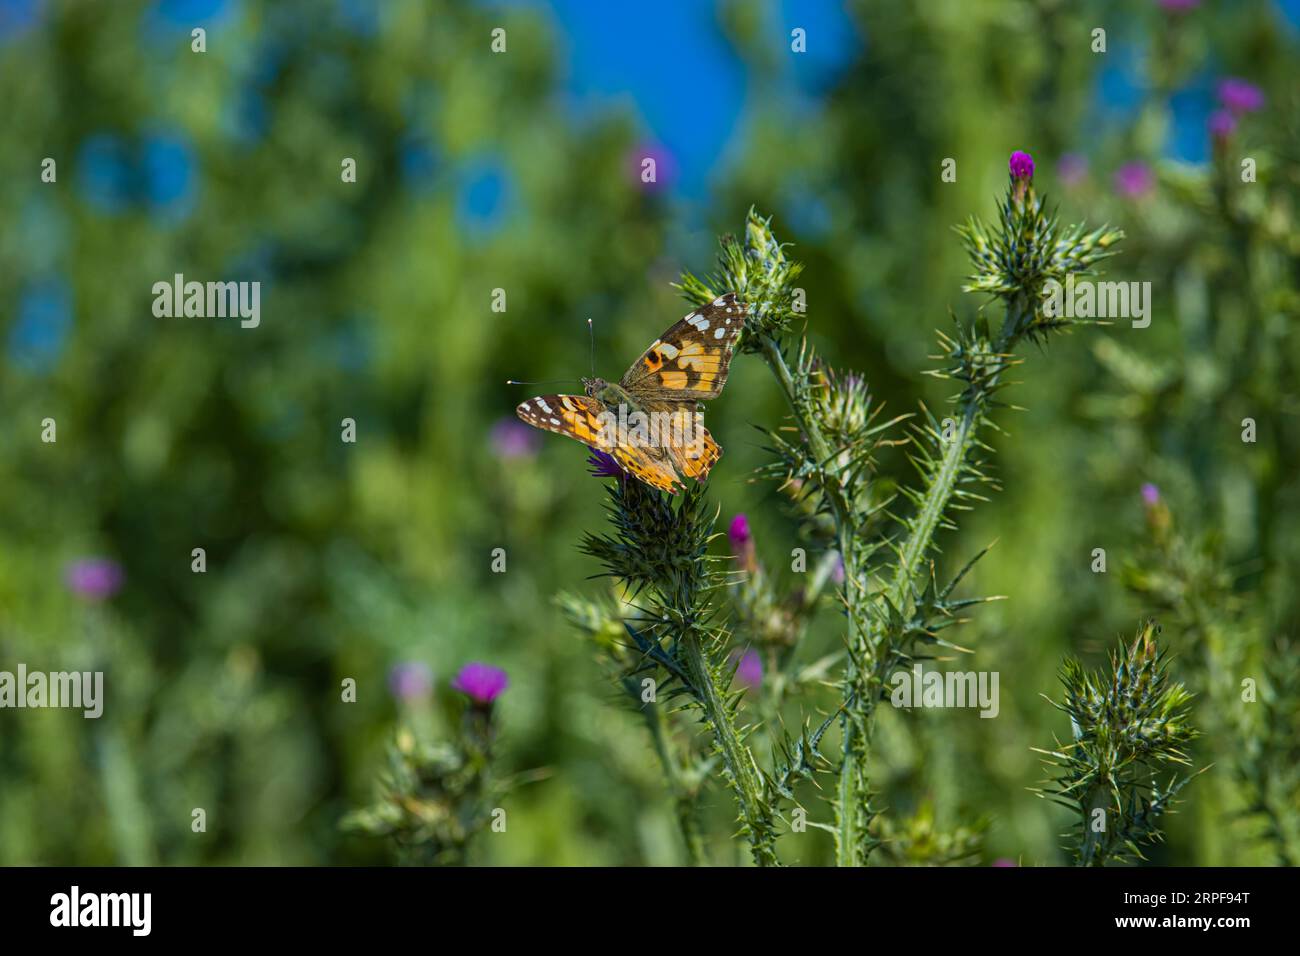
515, 394, 610, 447
619, 293, 747, 401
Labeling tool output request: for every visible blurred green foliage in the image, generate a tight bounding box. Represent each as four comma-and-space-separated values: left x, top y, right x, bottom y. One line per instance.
1, 0, 1296, 865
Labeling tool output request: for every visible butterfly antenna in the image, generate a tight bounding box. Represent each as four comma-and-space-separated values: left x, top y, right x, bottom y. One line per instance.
505, 319, 594, 388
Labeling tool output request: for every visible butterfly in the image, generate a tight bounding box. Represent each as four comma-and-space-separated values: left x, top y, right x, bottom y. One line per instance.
515, 293, 747, 493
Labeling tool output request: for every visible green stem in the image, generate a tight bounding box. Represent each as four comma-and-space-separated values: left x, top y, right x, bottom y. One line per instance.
889, 301, 1026, 609
835, 521, 871, 866
680, 631, 778, 867
889, 401, 980, 604
757, 335, 871, 865
1079, 784, 1112, 866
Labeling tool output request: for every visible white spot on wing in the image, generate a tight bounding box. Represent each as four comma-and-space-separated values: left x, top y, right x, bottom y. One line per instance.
536, 398, 553, 414
714, 327, 726, 339
687, 313, 710, 331
659, 342, 680, 358
550, 418, 561, 425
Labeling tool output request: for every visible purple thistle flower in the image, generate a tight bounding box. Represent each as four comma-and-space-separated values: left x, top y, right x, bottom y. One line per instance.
1143, 482, 1172, 534
1208, 110, 1237, 142
728, 513, 751, 549
991, 857, 1019, 867
490, 417, 541, 459
1217, 78, 1265, 115
1115, 162, 1155, 199
728, 513, 758, 574
450, 662, 509, 705
1008, 150, 1035, 181
388, 662, 433, 702
64, 558, 124, 601
731, 648, 763, 691
586, 447, 624, 480
1057, 153, 1089, 187
832, 554, 846, 585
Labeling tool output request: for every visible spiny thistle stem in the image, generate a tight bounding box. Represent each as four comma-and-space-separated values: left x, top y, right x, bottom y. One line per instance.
757, 334, 870, 865
834, 518, 875, 867
890, 398, 976, 602
758, 339, 837, 483
679, 631, 780, 866
580, 477, 781, 866
887, 293, 1027, 606
1079, 785, 1112, 867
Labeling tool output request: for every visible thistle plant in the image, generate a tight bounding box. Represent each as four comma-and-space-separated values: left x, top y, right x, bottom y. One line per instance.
561, 153, 1138, 866
1080, 78, 1300, 861
872, 798, 986, 867
1122, 487, 1297, 864
1035, 622, 1202, 866
345, 663, 516, 865
577, 464, 784, 865
557, 575, 716, 865
724, 511, 846, 741
1235, 635, 1300, 865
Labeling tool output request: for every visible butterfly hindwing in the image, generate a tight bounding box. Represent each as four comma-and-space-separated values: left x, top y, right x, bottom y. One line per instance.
620, 293, 747, 401
612, 444, 683, 495
675, 425, 720, 480
642, 400, 722, 482
515, 394, 610, 447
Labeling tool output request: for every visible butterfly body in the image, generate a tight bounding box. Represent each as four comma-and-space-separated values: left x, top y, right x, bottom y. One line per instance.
515, 293, 747, 493
582, 377, 635, 410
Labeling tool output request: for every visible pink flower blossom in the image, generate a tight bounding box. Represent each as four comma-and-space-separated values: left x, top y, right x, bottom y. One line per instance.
728, 513, 757, 573
1208, 110, 1237, 142
491, 418, 541, 459
389, 662, 433, 702
1217, 78, 1265, 115
1057, 153, 1089, 187
64, 558, 124, 601
1009, 150, 1035, 181
731, 648, 763, 691
451, 663, 509, 705
1114, 162, 1155, 199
